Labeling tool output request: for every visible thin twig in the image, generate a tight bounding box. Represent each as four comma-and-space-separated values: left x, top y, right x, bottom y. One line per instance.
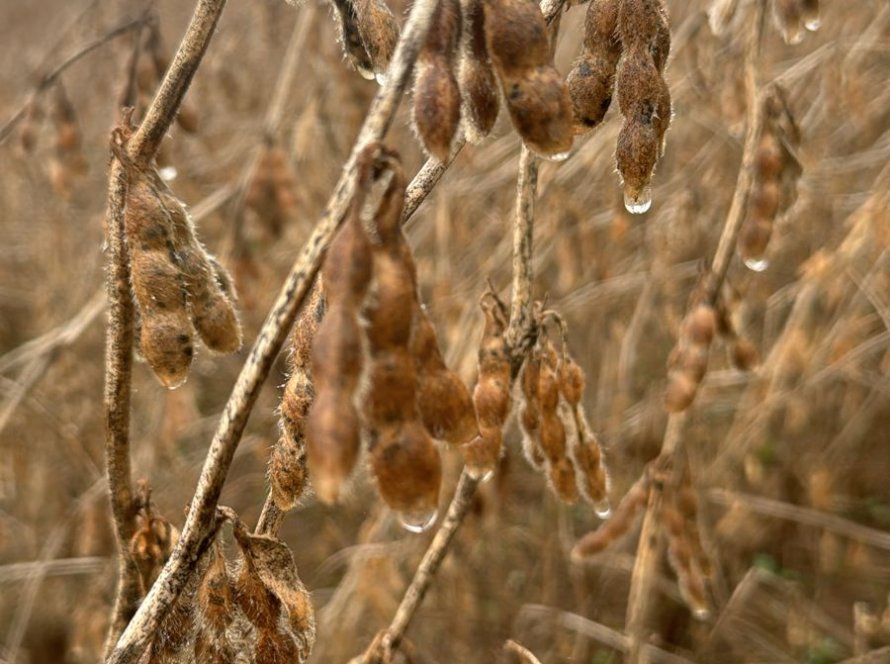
102, 0, 229, 655
0, 15, 149, 145
517, 604, 695, 663
708, 488, 890, 551
624, 2, 767, 660
105, 0, 439, 660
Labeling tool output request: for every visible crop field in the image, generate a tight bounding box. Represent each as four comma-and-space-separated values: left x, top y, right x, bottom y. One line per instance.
0, 0, 888, 662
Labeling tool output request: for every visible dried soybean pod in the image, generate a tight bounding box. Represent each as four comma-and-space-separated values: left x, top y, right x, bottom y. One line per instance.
351, 0, 400, 80
320, 196, 373, 306
462, 425, 504, 480
458, 0, 500, 142
195, 543, 235, 663
413, 0, 462, 161
462, 290, 511, 478
549, 456, 580, 504
567, 0, 621, 133
572, 475, 650, 560
519, 351, 545, 468
158, 184, 242, 355
614, 0, 672, 213
332, 0, 376, 79
124, 173, 196, 388
617, 0, 667, 48
231, 517, 316, 663
363, 350, 419, 425
271, 286, 325, 511
413, 309, 479, 445
369, 420, 442, 528
663, 485, 710, 619
364, 161, 416, 351
483, 0, 574, 158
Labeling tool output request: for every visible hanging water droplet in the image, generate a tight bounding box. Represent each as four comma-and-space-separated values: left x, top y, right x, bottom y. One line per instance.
594, 499, 612, 519
804, 17, 821, 31
159, 166, 178, 182
356, 66, 376, 81
375, 71, 388, 86
546, 150, 572, 162
783, 28, 804, 45
163, 375, 188, 390
398, 508, 438, 533
692, 607, 711, 621
744, 256, 770, 272
624, 187, 653, 214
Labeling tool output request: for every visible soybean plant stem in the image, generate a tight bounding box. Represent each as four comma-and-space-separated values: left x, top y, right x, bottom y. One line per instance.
105, 0, 439, 660
624, 2, 768, 661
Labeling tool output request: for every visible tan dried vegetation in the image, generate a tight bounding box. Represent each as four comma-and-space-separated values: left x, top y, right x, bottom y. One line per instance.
0, 0, 888, 662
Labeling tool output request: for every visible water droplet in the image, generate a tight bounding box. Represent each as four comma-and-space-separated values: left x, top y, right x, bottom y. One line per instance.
356, 67, 376, 81
159, 166, 178, 182
465, 466, 495, 482
163, 375, 188, 390
784, 28, 804, 45
398, 508, 438, 533
624, 187, 653, 214
546, 150, 572, 162
594, 499, 612, 519
375, 71, 388, 86
692, 607, 711, 621
804, 17, 821, 31
743, 256, 770, 272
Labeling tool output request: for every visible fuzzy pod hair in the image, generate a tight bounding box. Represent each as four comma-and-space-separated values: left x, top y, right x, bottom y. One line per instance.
458, 0, 500, 142
566, 0, 621, 133
613, 0, 672, 212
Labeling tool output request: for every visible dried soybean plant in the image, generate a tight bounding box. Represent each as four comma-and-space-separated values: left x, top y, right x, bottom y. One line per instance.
23, 0, 869, 659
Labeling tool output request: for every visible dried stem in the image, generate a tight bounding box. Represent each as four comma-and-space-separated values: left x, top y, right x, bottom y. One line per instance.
624, 2, 767, 660
102, 159, 140, 657
104, 0, 438, 660
102, 0, 229, 655
506, 145, 539, 353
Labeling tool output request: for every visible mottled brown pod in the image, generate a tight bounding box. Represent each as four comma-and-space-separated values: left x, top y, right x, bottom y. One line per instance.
352, 0, 400, 79
413, 0, 462, 160
572, 476, 649, 560
413, 311, 479, 445
614, 0, 672, 213
566, 0, 621, 133
483, 0, 574, 158
369, 420, 442, 527
272, 287, 324, 511
458, 0, 500, 142
463, 291, 512, 478
332, 0, 376, 79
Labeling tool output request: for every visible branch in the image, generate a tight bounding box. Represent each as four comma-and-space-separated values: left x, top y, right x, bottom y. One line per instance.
104, 0, 440, 659
624, 2, 768, 660
102, 0, 229, 655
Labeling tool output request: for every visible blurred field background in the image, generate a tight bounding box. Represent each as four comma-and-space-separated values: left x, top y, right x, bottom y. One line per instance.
1, 0, 889, 662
